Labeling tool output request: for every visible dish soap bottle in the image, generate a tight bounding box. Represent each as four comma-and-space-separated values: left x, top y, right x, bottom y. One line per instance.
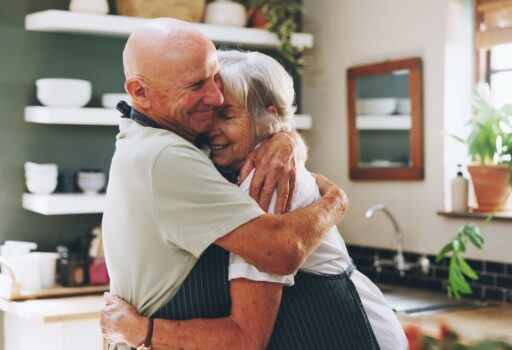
451, 164, 468, 212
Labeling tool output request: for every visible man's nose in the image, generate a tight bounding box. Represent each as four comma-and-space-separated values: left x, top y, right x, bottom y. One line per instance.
203, 79, 224, 107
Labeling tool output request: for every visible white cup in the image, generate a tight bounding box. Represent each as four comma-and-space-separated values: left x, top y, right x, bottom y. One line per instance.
1, 241, 38, 256
33, 252, 59, 288
4, 254, 42, 291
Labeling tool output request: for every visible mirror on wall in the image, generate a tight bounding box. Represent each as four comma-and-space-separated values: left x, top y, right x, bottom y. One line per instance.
346, 57, 424, 180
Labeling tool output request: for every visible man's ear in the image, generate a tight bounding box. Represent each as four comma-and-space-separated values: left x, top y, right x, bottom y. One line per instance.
125, 79, 151, 109
266, 105, 278, 116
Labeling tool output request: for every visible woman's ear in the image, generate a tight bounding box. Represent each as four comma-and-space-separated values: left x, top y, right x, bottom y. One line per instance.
266, 105, 278, 116
125, 79, 151, 109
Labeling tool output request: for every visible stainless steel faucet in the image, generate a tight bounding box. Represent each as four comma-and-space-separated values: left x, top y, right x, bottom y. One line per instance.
365, 204, 429, 277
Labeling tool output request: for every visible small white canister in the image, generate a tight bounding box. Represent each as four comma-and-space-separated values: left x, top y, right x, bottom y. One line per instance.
204, 0, 247, 27
451, 165, 469, 212
69, 0, 109, 14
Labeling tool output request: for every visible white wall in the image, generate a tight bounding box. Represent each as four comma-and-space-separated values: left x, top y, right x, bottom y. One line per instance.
303, 0, 512, 262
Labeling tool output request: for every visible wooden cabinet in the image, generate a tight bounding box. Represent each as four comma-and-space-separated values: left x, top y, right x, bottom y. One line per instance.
347, 57, 424, 180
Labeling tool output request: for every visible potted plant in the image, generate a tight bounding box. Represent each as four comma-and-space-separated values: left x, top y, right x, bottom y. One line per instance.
437, 83, 512, 299
459, 83, 512, 212
234, 0, 311, 74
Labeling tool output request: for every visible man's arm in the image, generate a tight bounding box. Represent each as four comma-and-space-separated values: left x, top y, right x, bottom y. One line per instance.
102, 280, 282, 350
215, 174, 348, 275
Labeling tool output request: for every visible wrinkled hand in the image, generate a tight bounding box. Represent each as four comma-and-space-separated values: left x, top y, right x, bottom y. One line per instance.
314, 173, 349, 222
239, 133, 296, 214
101, 292, 148, 347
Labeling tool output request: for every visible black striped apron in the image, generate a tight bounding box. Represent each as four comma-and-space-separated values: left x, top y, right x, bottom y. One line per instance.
153, 245, 380, 350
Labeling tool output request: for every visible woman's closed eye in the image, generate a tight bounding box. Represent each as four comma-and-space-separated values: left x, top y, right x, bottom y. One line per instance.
221, 114, 237, 120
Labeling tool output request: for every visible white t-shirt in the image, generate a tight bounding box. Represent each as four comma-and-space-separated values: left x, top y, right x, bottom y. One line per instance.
103, 118, 264, 322
228, 161, 408, 350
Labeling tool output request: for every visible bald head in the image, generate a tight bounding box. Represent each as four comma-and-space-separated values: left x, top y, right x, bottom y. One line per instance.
123, 18, 216, 82
121, 18, 223, 141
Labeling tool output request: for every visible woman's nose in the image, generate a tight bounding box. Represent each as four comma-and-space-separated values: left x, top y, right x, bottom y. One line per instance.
207, 119, 221, 137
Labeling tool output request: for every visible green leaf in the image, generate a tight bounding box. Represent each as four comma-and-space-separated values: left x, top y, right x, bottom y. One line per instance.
456, 255, 478, 280
436, 242, 453, 262
448, 254, 473, 297
456, 236, 467, 253
452, 238, 460, 252
462, 224, 484, 249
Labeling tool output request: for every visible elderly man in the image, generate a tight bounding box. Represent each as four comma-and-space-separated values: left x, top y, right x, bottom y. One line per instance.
102, 18, 348, 350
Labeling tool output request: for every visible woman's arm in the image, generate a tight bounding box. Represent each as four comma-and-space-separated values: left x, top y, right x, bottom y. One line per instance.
101, 279, 283, 350
215, 174, 348, 275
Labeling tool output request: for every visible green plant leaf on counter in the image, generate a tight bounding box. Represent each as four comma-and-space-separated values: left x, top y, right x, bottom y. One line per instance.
438, 223, 485, 299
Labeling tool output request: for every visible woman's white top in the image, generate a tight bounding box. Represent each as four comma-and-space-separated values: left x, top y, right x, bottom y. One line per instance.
229, 161, 408, 350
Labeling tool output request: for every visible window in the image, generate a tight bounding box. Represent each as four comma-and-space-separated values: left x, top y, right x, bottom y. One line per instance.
488, 43, 512, 107
475, 0, 512, 107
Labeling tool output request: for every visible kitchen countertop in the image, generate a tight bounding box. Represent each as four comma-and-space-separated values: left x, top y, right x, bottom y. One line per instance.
1, 293, 511, 345
0, 295, 103, 323
398, 302, 512, 344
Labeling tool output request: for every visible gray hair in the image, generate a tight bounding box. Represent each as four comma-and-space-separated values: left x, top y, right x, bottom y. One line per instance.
217, 50, 296, 142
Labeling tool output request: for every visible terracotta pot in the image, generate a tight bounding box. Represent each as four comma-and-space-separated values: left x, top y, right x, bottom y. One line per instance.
248, 7, 270, 28
467, 164, 511, 212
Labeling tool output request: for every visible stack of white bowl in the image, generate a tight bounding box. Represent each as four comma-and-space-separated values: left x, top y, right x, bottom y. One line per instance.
356, 98, 397, 115
77, 170, 106, 195
24, 162, 58, 195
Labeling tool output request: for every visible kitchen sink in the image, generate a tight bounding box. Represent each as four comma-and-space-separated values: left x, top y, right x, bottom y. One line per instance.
378, 284, 494, 317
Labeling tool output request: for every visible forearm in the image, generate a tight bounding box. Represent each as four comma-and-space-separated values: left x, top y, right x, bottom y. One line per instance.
216, 176, 347, 275
102, 280, 280, 350
284, 183, 346, 253
151, 317, 260, 350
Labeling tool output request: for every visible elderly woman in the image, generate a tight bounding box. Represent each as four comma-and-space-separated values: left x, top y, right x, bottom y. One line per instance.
102, 51, 407, 350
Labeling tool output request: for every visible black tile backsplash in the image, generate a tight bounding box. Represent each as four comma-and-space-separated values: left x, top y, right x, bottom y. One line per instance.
485, 261, 506, 274
347, 244, 512, 303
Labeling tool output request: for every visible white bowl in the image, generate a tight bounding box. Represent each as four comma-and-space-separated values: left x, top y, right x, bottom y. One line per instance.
25, 173, 58, 183
25, 168, 58, 177
77, 173, 106, 194
24, 162, 58, 173
396, 98, 411, 115
204, 0, 247, 27
102, 93, 131, 109
356, 98, 396, 115
36, 78, 92, 108
26, 178, 57, 195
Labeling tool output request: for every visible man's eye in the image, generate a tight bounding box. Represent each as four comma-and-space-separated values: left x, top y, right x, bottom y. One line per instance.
191, 81, 205, 90
221, 114, 236, 120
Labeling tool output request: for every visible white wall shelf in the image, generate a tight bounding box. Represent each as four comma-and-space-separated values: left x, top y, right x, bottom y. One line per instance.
25, 106, 312, 130
25, 106, 120, 126
25, 10, 313, 49
22, 193, 105, 215
293, 114, 313, 130
356, 115, 411, 130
